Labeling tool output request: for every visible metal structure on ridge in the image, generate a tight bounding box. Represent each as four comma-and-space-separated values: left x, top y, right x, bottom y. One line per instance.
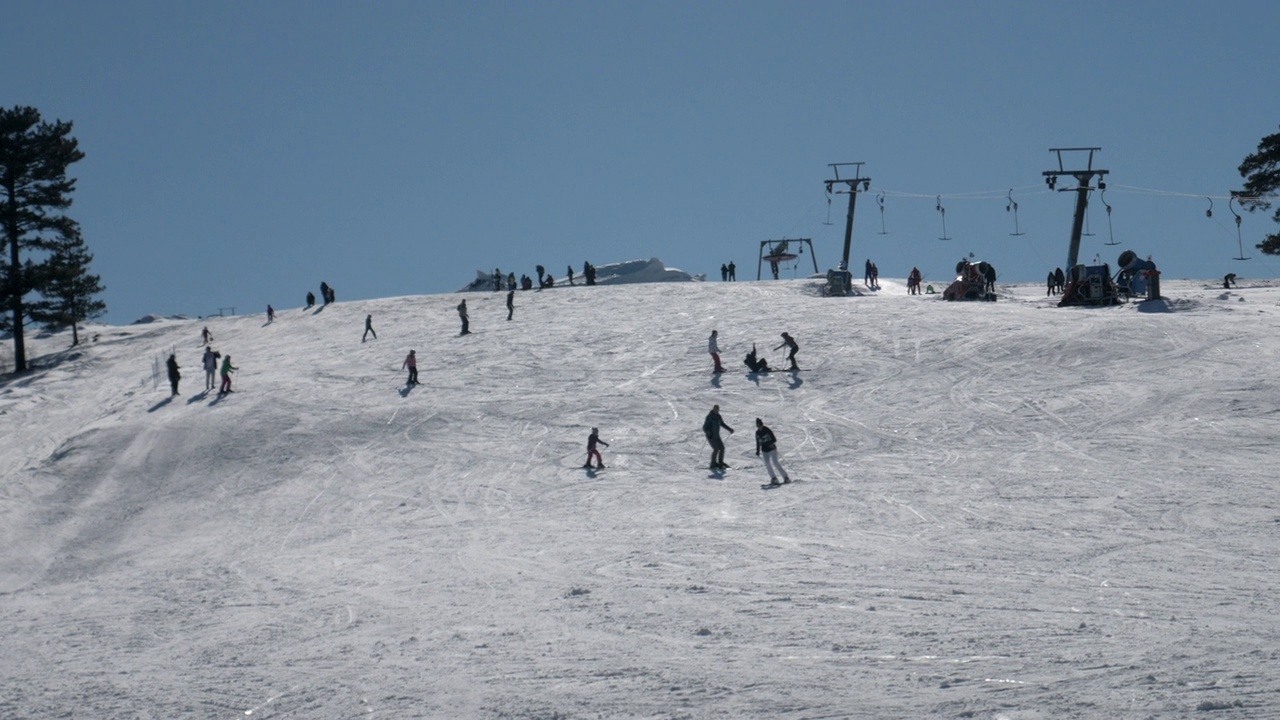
824, 162, 871, 275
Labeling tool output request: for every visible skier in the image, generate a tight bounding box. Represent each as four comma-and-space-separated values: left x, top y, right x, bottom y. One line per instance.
267, 305, 275, 323
402, 350, 419, 385
583, 427, 609, 469
363, 314, 377, 342
708, 330, 725, 373
166, 353, 181, 396
774, 332, 800, 371
201, 326, 212, 344
908, 267, 923, 295
755, 418, 791, 486
567, 265, 575, 285
457, 299, 470, 335
219, 355, 237, 394
320, 281, 330, 305
703, 404, 734, 470
201, 345, 221, 391
744, 344, 770, 373
864, 259, 874, 288
506, 290, 515, 321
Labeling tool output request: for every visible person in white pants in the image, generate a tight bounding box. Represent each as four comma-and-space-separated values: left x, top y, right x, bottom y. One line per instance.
754, 418, 790, 485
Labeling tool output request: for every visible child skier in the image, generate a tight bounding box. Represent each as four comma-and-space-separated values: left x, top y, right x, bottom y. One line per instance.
583, 428, 609, 469
708, 330, 724, 373
219, 355, 237, 394
402, 350, 419, 385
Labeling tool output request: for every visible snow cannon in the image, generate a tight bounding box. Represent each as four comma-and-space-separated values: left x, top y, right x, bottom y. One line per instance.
943, 260, 997, 301
1115, 250, 1160, 301
1057, 263, 1120, 306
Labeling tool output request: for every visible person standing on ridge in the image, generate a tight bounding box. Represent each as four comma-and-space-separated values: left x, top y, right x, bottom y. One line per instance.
457, 299, 470, 335
728, 260, 736, 281
703, 404, 735, 470
166, 353, 181, 396
583, 427, 609, 469
721, 263, 728, 281
567, 265, 575, 285
363, 314, 377, 342
201, 345, 220, 391
306, 291, 315, 308
755, 418, 791, 486
506, 290, 515, 321
402, 350, 419, 385
267, 305, 275, 323
775, 332, 800, 371
708, 330, 725, 373
219, 355, 237, 394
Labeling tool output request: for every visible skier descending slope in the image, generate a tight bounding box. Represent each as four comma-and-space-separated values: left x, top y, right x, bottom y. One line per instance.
583, 428, 608, 470
755, 418, 791, 487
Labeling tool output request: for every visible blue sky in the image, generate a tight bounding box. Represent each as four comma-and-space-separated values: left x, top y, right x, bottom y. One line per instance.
6, 0, 1278, 324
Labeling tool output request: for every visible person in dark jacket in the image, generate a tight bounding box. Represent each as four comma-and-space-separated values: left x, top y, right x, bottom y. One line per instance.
166, 353, 181, 396
457, 299, 470, 335
703, 404, 734, 469
506, 290, 515, 321
774, 332, 799, 371
583, 427, 609, 469
363, 314, 377, 341
755, 418, 791, 486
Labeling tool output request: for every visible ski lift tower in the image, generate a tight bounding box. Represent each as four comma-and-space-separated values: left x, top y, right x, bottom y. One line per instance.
825, 162, 872, 274
1043, 147, 1108, 271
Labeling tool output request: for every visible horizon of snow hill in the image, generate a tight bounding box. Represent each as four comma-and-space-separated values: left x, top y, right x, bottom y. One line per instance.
1, 268, 1279, 718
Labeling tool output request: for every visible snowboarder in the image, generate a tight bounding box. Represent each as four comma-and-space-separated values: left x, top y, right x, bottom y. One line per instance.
363, 314, 377, 342
166, 353, 181, 396
457, 299, 470, 335
201, 345, 221, 391
201, 326, 212, 344
755, 418, 791, 486
306, 291, 315, 308
506, 290, 515, 321
402, 350, 419, 385
583, 427, 609, 469
728, 261, 736, 281
774, 332, 799, 371
703, 404, 734, 470
267, 305, 275, 323
708, 330, 725, 373
219, 355, 237, 394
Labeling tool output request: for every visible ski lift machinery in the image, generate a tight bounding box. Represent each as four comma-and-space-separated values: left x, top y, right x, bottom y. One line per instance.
756, 238, 818, 280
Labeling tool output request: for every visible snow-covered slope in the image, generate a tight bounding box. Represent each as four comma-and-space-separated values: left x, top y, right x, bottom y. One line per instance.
2, 278, 1278, 718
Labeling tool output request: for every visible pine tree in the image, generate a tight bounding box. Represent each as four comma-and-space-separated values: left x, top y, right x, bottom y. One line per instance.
29, 222, 106, 346
1237, 125, 1280, 255
0, 106, 85, 373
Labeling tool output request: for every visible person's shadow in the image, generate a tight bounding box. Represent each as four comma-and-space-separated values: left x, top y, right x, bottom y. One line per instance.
147, 396, 174, 412
710, 373, 722, 389
399, 383, 416, 398
787, 370, 803, 390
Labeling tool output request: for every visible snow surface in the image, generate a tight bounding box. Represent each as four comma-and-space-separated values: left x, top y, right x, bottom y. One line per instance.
2, 276, 1279, 719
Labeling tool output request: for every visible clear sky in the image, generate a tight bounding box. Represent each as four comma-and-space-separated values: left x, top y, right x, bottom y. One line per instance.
5, 0, 1278, 324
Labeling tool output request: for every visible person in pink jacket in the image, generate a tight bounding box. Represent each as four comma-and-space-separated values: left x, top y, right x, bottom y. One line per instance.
402, 350, 419, 386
